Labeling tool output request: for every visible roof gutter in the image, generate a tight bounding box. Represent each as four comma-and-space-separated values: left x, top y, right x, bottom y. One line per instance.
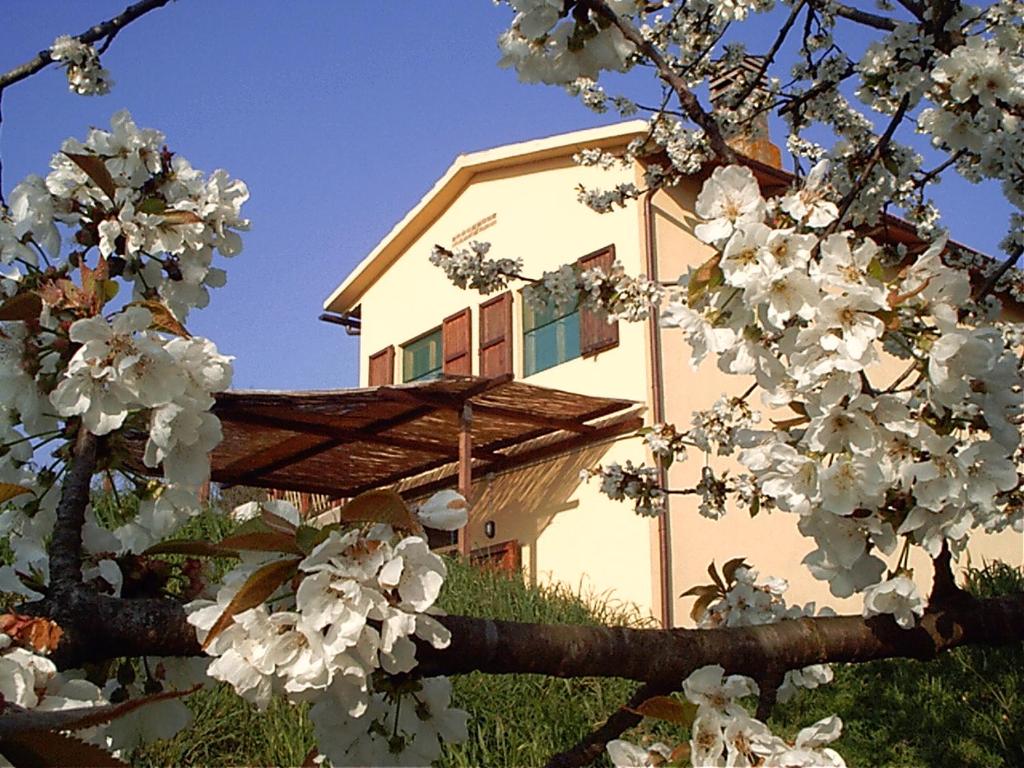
318, 311, 361, 336
642, 187, 673, 628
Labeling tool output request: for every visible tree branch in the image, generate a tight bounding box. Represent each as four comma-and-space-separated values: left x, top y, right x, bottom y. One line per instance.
580, 0, 738, 163
544, 682, 675, 768
832, 93, 911, 226
47, 429, 99, 588
816, 0, 898, 31
0, 0, 174, 93
31, 589, 1022, 683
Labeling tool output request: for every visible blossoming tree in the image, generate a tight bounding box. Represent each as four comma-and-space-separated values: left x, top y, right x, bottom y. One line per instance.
0, 1, 1022, 766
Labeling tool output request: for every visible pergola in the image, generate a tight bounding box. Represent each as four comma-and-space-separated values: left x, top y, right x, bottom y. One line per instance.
146, 375, 643, 553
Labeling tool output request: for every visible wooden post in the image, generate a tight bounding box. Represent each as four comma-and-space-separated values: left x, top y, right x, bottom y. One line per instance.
457, 403, 473, 556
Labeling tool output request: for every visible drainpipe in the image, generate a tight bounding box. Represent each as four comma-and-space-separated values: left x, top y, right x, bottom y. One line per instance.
642, 187, 673, 628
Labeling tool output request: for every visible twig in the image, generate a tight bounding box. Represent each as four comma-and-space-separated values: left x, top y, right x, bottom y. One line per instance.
0, 0, 174, 93
974, 245, 1023, 301
544, 682, 675, 768
816, 0, 898, 31
730, 0, 808, 109
832, 94, 911, 226
580, 0, 738, 163
47, 428, 99, 588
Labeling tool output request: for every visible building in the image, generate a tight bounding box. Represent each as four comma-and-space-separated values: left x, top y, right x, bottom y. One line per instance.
321, 121, 1023, 626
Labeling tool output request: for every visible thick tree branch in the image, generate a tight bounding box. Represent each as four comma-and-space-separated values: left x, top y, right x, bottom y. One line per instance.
47, 429, 99, 588
0, 0, 174, 93
544, 682, 675, 768
28, 589, 1023, 683
580, 0, 738, 163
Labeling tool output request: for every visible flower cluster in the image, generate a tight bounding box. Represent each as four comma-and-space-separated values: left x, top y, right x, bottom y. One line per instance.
688, 563, 835, 703
580, 461, 665, 516
497, 0, 637, 85
579, 259, 663, 321
429, 242, 523, 295
609, 665, 846, 767
50, 35, 112, 95
653, 164, 1024, 623
0, 111, 247, 583
0, 613, 202, 754
186, 501, 468, 766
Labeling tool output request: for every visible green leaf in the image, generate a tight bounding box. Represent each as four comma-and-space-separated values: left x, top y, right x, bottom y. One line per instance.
201, 557, 301, 649
137, 197, 167, 214
64, 153, 117, 203
749, 494, 761, 518
296, 523, 338, 555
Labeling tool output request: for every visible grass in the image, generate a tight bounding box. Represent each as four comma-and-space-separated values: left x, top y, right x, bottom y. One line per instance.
766, 562, 1024, 768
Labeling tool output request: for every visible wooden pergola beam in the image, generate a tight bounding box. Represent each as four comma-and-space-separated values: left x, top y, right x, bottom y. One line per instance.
394, 412, 645, 500
220, 411, 503, 466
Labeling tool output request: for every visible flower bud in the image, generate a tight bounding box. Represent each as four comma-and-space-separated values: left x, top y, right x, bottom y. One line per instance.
416, 490, 468, 531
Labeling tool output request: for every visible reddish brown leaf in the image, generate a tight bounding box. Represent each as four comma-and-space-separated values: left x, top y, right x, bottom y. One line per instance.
722, 557, 748, 585
679, 584, 720, 599
0, 731, 127, 768
64, 153, 117, 203
0, 614, 62, 653
0, 483, 33, 504
690, 591, 718, 623
627, 696, 698, 727
0, 293, 42, 322
0, 685, 199, 738
142, 539, 236, 558
260, 508, 298, 535
160, 209, 203, 225
338, 489, 422, 533
126, 299, 191, 338
668, 743, 692, 766
707, 561, 726, 592
217, 531, 303, 556
201, 557, 301, 649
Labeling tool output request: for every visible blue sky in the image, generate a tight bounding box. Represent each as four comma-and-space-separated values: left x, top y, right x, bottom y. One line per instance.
0, 2, 1009, 390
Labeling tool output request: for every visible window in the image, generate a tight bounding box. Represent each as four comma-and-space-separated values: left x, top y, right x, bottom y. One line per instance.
520, 245, 620, 376
523, 293, 581, 376
402, 328, 443, 382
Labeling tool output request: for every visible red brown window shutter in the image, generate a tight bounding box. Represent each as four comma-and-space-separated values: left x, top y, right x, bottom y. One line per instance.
478, 292, 513, 378
442, 308, 472, 375
578, 245, 619, 357
367, 345, 395, 385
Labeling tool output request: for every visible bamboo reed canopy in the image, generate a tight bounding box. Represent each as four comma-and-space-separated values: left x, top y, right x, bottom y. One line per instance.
158, 375, 642, 499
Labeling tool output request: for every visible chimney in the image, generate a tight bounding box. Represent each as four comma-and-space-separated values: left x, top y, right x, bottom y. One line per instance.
709, 56, 782, 169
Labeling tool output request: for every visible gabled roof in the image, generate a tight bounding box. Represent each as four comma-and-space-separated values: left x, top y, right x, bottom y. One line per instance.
323, 121, 649, 314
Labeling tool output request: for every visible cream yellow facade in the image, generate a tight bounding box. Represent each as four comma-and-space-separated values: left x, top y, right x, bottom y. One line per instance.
325, 122, 1023, 626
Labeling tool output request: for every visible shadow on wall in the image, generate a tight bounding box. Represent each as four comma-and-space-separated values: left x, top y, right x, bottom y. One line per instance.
468, 443, 612, 587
